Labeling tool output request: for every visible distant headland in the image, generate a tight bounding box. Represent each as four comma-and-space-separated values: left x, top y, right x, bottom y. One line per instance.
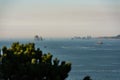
97, 34, 120, 39
71, 36, 92, 40
71, 34, 120, 40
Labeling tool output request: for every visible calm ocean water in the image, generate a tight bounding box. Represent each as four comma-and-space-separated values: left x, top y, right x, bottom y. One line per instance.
0, 38, 120, 80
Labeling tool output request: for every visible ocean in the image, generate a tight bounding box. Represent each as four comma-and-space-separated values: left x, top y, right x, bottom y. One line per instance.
0, 38, 120, 80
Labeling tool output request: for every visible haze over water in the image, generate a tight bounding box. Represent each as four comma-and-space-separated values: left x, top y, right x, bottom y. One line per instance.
0, 0, 120, 80
0, 0, 120, 39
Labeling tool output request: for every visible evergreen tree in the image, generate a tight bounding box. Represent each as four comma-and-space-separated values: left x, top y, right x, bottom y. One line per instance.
0, 42, 71, 80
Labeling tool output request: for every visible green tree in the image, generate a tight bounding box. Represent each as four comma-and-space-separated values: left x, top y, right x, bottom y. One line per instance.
0, 42, 71, 80
83, 76, 92, 80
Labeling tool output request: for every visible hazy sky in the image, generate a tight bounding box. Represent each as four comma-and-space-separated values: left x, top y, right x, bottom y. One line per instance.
0, 0, 120, 39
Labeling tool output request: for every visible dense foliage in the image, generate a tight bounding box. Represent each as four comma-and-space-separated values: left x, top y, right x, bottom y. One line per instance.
83, 76, 92, 80
0, 42, 71, 80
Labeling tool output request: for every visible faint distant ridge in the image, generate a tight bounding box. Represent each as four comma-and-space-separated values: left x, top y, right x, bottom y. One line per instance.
98, 34, 120, 39
71, 36, 92, 40
34, 35, 43, 41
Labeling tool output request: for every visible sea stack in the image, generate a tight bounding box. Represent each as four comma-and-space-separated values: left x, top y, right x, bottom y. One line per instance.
34, 35, 43, 41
